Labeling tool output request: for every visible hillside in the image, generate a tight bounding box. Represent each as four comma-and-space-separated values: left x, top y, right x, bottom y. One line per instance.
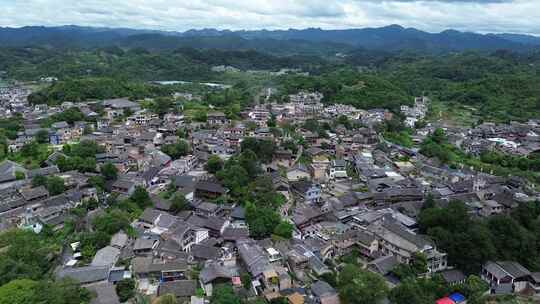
1, 25, 539, 54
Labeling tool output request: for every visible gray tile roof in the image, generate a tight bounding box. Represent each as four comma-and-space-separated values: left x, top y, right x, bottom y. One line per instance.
190, 244, 220, 260
87, 282, 120, 304
237, 239, 272, 277
56, 266, 110, 284
91, 246, 121, 267
311, 280, 337, 298
158, 280, 197, 297
440, 269, 466, 284
368, 255, 399, 275
199, 263, 238, 284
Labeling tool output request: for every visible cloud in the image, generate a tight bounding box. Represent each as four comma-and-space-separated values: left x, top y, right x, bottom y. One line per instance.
0, 0, 539, 35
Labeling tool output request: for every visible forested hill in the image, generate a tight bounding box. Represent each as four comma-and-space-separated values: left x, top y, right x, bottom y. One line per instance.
3, 46, 538, 122
2, 25, 540, 54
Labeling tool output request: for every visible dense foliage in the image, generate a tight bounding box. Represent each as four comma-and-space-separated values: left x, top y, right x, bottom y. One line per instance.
419, 200, 540, 273
420, 129, 540, 184
0, 229, 92, 304
210, 284, 241, 304
161, 140, 190, 160
338, 264, 388, 304
4, 46, 539, 123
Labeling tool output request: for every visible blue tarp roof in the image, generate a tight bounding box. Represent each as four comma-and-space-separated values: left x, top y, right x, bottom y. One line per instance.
449, 293, 466, 303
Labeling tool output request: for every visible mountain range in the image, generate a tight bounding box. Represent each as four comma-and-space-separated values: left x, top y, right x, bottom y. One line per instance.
1, 25, 540, 54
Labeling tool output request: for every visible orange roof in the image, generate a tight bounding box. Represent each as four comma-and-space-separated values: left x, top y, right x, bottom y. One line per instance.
288, 293, 305, 304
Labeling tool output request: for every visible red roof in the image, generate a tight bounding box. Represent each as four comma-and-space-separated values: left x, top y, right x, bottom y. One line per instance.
436, 298, 455, 304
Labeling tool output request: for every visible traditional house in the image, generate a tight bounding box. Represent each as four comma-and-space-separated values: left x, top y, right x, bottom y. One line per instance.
194, 180, 226, 200
368, 217, 447, 273
291, 180, 321, 204
328, 159, 348, 179
287, 164, 311, 182
481, 261, 531, 294
207, 112, 228, 126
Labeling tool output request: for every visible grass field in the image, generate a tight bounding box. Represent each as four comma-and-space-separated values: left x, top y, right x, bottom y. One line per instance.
428, 99, 481, 127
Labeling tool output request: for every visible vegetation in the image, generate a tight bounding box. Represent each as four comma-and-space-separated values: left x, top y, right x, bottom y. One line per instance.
240, 138, 276, 164
55, 140, 105, 173
100, 162, 118, 181
419, 200, 540, 273
0, 279, 91, 304
210, 284, 241, 304
77, 209, 133, 262
273, 221, 294, 239
8, 141, 50, 169
0, 228, 92, 304
381, 117, 414, 147
170, 193, 188, 214
42, 108, 86, 126
161, 140, 190, 160
338, 264, 388, 304
115, 278, 136, 302
420, 128, 540, 185
41, 176, 66, 196
205, 155, 224, 174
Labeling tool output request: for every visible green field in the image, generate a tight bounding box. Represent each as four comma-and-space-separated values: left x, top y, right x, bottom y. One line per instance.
428, 99, 481, 127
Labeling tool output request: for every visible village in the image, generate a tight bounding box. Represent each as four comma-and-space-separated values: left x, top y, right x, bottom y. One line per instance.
0, 81, 539, 304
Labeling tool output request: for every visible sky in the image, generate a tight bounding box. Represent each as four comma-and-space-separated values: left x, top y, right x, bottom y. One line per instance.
1, 0, 540, 35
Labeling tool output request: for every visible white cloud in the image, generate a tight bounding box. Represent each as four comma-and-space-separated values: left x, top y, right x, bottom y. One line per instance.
0, 0, 539, 35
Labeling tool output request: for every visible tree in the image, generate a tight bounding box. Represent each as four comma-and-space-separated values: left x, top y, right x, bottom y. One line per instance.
100, 162, 118, 180
130, 186, 152, 209
410, 252, 428, 275
206, 155, 224, 174
388, 277, 448, 304
32, 175, 47, 188
320, 272, 338, 288
241, 272, 252, 290
194, 110, 207, 123
152, 97, 174, 116
176, 128, 188, 139
92, 209, 131, 235
338, 264, 388, 304
418, 201, 497, 273
211, 284, 241, 304
336, 115, 351, 129
422, 194, 436, 210
46, 176, 65, 195
0, 230, 57, 285
68, 140, 104, 158
0, 279, 39, 304
281, 140, 298, 154
116, 279, 135, 302
216, 164, 250, 197
35, 129, 49, 144
240, 138, 276, 163
156, 294, 178, 304
88, 175, 105, 191
20, 141, 40, 157
38, 279, 92, 304
161, 140, 190, 160
14, 171, 25, 180
170, 193, 187, 214
273, 221, 293, 239
245, 202, 280, 239
432, 128, 447, 144
238, 150, 261, 178
83, 124, 93, 135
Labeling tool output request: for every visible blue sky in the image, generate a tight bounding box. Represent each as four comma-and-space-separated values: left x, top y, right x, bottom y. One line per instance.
1, 0, 539, 35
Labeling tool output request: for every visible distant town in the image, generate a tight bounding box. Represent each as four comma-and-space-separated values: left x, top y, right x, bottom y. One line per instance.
0, 75, 539, 304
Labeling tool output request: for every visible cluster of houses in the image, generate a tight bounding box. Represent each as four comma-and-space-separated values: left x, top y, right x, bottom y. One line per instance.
0, 83, 32, 117
0, 90, 539, 304
401, 96, 429, 128
460, 121, 540, 157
